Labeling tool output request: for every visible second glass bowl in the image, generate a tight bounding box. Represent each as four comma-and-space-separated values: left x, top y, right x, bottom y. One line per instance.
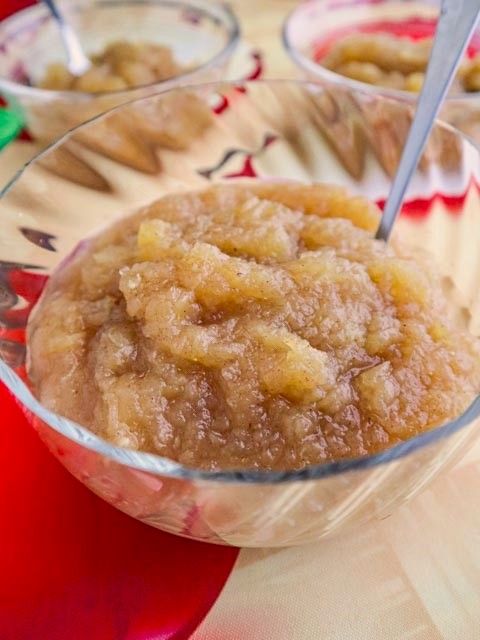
0, 0, 240, 143
1, 80, 480, 547
283, 0, 480, 142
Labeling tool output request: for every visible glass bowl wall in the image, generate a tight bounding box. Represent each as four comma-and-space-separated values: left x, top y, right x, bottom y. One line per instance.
1, 80, 480, 547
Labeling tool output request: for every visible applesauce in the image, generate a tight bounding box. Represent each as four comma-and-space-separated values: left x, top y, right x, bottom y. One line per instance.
321, 33, 480, 93
39, 41, 185, 92
27, 183, 480, 471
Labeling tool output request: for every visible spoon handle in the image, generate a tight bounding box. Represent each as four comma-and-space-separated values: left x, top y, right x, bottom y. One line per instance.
376, 0, 480, 242
42, 0, 90, 76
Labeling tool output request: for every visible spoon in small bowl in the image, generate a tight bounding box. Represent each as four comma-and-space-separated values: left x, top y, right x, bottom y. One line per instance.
376, 0, 480, 242
42, 0, 91, 76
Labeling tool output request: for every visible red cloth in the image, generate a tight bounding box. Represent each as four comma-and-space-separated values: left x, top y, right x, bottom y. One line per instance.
0, 0, 36, 19
0, 385, 237, 640
0, 3, 238, 638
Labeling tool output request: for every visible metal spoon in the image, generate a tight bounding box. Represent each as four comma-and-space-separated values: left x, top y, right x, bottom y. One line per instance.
42, 0, 91, 76
376, 0, 480, 242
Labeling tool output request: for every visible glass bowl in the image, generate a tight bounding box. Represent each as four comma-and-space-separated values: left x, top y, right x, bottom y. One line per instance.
283, 0, 480, 143
0, 0, 240, 143
1, 79, 480, 548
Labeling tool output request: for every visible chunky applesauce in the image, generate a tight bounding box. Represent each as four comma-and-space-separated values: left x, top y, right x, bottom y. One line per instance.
321, 33, 480, 93
27, 183, 480, 471
39, 41, 186, 92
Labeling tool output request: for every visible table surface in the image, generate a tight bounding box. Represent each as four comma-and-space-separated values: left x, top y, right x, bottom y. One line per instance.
2, 2, 480, 639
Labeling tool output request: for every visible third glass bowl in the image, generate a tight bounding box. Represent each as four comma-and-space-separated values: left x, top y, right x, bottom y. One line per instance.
283, 0, 480, 143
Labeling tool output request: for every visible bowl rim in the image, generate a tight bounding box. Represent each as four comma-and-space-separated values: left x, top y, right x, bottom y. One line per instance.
282, 0, 480, 103
1, 78, 480, 485
0, 0, 241, 99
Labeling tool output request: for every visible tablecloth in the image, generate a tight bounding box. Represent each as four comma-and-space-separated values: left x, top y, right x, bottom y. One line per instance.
1, 2, 480, 639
